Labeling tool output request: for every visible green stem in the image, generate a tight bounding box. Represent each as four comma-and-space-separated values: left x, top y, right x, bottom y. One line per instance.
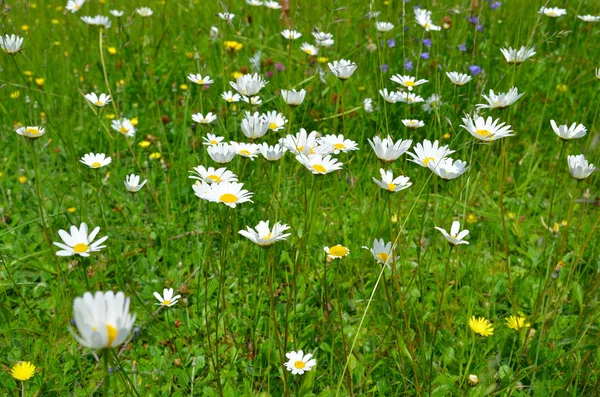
103, 349, 110, 396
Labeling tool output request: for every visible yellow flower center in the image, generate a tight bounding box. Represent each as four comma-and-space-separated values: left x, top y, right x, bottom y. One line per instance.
305, 49, 313, 55
228, 97, 233, 102
96, 101, 103, 106
91, 162, 102, 168
312, 164, 327, 173
239, 150, 252, 156
404, 81, 416, 87
219, 193, 238, 203
294, 361, 306, 369
387, 183, 397, 191
73, 243, 89, 253
269, 122, 278, 130
333, 143, 346, 149
329, 245, 348, 257
377, 252, 390, 263
423, 157, 434, 166
425, 23, 431, 29
207, 174, 222, 183
475, 129, 492, 138
263, 233, 272, 240
210, 140, 217, 144
119, 126, 128, 134
26, 127, 40, 135
162, 299, 171, 306
547, 11, 556, 16
198, 79, 204, 84
106, 324, 118, 347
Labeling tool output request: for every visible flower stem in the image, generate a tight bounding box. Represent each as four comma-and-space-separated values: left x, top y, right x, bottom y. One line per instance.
103, 349, 110, 397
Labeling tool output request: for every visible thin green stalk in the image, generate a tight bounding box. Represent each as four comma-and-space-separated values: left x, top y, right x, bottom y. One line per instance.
103, 349, 110, 397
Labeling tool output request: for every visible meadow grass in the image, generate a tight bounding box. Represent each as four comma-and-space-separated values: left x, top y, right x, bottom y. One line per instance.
1, 0, 599, 395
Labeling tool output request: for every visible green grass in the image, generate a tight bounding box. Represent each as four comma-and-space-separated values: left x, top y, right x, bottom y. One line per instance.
1, 0, 600, 395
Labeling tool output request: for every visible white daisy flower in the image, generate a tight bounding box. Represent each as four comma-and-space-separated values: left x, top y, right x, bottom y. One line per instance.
372, 169, 412, 192
296, 154, 343, 175
282, 128, 319, 155
80, 152, 112, 168
206, 181, 254, 208
324, 245, 350, 260
188, 74, 214, 85
192, 112, 217, 124
239, 220, 291, 246
364, 98, 374, 113
300, 43, 318, 56
434, 221, 470, 245
460, 115, 515, 141
422, 94, 442, 112
111, 118, 136, 137
53, 222, 108, 257
15, 126, 46, 139
578, 15, 600, 22
550, 120, 587, 140
428, 157, 469, 180
109, 10, 124, 17
241, 112, 269, 139
281, 89, 307, 107
217, 12, 235, 22
406, 139, 454, 168
415, 8, 441, 31
153, 288, 181, 307
375, 21, 394, 32
124, 174, 147, 192
207, 143, 236, 163
284, 350, 316, 375
312, 31, 333, 41
230, 73, 267, 96
0, 34, 24, 54
264, 1, 282, 9
402, 119, 425, 129
319, 134, 359, 154
368, 135, 412, 162
231, 142, 260, 160
539, 6, 567, 17
70, 291, 135, 349
379, 88, 400, 104
328, 59, 358, 80
189, 165, 238, 184
390, 75, 428, 91
80, 15, 112, 28
85, 92, 111, 107
476, 87, 523, 110
446, 72, 472, 86
66, 0, 85, 13
203, 133, 225, 146
246, 0, 263, 5
264, 111, 288, 132
136, 7, 153, 17
281, 29, 302, 40
258, 142, 286, 161
567, 154, 595, 180
362, 238, 395, 266
222, 90, 241, 103
500, 46, 536, 64
241, 95, 263, 105
396, 91, 424, 104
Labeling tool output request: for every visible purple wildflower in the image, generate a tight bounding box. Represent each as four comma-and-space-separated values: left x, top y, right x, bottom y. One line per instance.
467, 16, 479, 25
380, 64, 389, 73
423, 38, 432, 48
490, 1, 501, 9
469, 65, 482, 75
275, 62, 285, 72
387, 39, 396, 48
458, 44, 467, 51
404, 59, 413, 71
421, 52, 430, 60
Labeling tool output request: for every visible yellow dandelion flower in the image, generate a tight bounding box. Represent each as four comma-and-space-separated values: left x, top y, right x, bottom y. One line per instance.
138, 140, 151, 148
505, 315, 530, 331
466, 214, 478, 224
11, 361, 36, 381
18, 176, 27, 184
105, 114, 116, 120
508, 212, 516, 220
443, 132, 451, 139
316, 57, 329, 63
55, 5, 63, 11
107, 47, 117, 55
21, 25, 29, 31
51, 19, 59, 24
556, 84, 568, 93
185, 51, 193, 59
11, 91, 21, 99
35, 78, 45, 87
23, 70, 33, 77
231, 71, 243, 79
130, 117, 139, 126
149, 152, 161, 160
30, 3, 37, 8
180, 84, 188, 90
468, 316, 494, 337
224, 41, 243, 52
67, 207, 76, 213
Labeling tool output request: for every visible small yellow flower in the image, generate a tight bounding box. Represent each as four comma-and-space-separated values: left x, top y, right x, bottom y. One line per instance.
55, 5, 63, 11
358, 86, 365, 91
185, 51, 193, 59
21, 25, 29, 31
180, 84, 188, 90
35, 78, 45, 87
443, 133, 451, 139
556, 84, 568, 93
505, 315, 530, 331
67, 207, 76, 213
130, 117, 139, 126
560, 220, 568, 227
107, 47, 117, 55
466, 214, 478, 224
11, 91, 20, 99
390, 214, 398, 223
149, 152, 161, 160
30, 3, 37, 8
18, 176, 27, 184
105, 114, 116, 120
51, 19, 59, 25
224, 41, 243, 52
316, 57, 329, 63
23, 70, 33, 77
231, 71, 243, 79
508, 212, 516, 220
468, 316, 494, 337
11, 361, 36, 381
138, 140, 151, 148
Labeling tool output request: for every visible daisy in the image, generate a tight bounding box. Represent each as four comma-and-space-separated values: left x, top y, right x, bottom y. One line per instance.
300, 43, 318, 56
188, 73, 214, 85
390, 75, 428, 91
460, 115, 514, 141
241, 95, 263, 105
362, 238, 395, 266
434, 221, 469, 245
476, 87, 523, 110
402, 119, 425, 129
124, 174, 147, 192
264, 111, 288, 131
319, 134, 359, 154
239, 220, 291, 246
578, 15, 600, 22
368, 135, 412, 162
328, 59, 358, 80
379, 88, 400, 104
281, 29, 302, 40
282, 128, 319, 155
0, 34, 24, 54
500, 46, 536, 64
281, 89, 307, 106
230, 73, 267, 96
312, 31, 333, 42
208, 143, 236, 163
428, 158, 469, 180
81, 15, 112, 28
539, 6, 567, 17
296, 154, 343, 175
364, 98, 374, 113
80, 152, 112, 168
241, 112, 269, 139
11, 361, 36, 381
207, 181, 254, 208
422, 94, 442, 112
231, 142, 260, 160
85, 92, 111, 107
15, 126, 46, 139
567, 154, 595, 180
66, 0, 85, 13
406, 139, 455, 168
111, 118, 136, 137
70, 291, 136, 349
191, 181, 212, 201
372, 169, 412, 192
109, 10, 124, 17
284, 350, 316, 375
246, 0, 263, 5
264, 1, 282, 9
469, 316, 494, 336
259, 142, 287, 161
324, 245, 350, 260
446, 72, 472, 86
192, 112, 217, 124
415, 8, 441, 31
203, 133, 224, 146
189, 165, 238, 184
505, 315, 530, 331
396, 91, 424, 104
53, 222, 108, 257
375, 22, 394, 32
153, 288, 181, 307
136, 7, 153, 17
316, 37, 335, 47
222, 90, 241, 103
217, 12, 235, 22
550, 120, 587, 140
